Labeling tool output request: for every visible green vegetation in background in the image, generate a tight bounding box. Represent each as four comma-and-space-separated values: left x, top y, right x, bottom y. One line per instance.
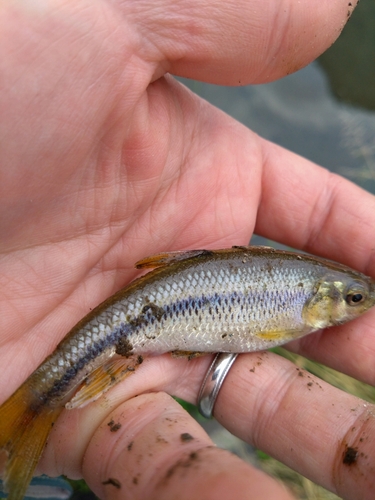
257, 451, 341, 500
318, 0, 375, 110
65, 479, 97, 500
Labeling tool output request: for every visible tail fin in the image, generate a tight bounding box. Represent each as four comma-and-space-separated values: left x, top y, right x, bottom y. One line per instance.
0, 382, 62, 500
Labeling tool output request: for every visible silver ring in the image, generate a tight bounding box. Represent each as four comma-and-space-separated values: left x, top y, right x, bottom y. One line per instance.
198, 353, 238, 418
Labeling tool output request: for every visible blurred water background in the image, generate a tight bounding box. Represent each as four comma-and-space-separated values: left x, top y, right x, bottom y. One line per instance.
179, 2, 375, 196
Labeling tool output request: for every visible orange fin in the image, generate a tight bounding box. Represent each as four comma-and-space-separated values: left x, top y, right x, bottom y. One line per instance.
135, 249, 214, 269
0, 382, 62, 500
66, 356, 143, 410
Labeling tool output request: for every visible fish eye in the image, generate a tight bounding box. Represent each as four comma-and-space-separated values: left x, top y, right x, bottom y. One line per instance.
345, 292, 365, 305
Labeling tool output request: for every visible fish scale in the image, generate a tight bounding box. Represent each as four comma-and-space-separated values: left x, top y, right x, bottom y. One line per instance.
113, 259, 313, 353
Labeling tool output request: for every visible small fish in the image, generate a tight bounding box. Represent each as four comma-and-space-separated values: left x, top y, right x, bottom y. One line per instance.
1, 245, 375, 499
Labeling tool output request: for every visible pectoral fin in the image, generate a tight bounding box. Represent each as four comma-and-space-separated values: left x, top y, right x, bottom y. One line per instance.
66, 356, 143, 410
255, 329, 300, 342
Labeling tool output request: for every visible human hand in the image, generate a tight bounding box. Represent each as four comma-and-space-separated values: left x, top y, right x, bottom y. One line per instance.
1, 1, 373, 499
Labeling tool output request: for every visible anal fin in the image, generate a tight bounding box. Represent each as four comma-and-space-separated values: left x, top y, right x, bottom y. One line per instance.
66, 356, 143, 410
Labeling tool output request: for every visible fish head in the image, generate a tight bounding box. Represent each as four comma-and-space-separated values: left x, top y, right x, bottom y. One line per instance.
302, 271, 375, 329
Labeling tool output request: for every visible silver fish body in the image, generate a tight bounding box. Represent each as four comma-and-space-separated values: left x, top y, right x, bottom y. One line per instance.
36, 246, 375, 403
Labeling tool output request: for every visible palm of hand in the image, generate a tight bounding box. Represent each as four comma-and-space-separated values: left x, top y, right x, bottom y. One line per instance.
0, 4, 261, 391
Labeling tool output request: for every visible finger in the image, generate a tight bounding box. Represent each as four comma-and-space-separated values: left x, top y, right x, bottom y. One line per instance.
253, 135, 375, 384
254, 137, 375, 383
255, 140, 375, 275
42, 389, 295, 499
286, 308, 375, 387
132, 0, 357, 84
85, 393, 295, 500
38, 354, 213, 478
213, 352, 375, 500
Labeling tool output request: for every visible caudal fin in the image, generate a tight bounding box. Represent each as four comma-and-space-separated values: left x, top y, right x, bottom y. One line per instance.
0, 382, 62, 500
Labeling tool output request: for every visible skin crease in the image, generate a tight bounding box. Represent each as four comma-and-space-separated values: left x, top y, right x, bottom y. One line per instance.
2, 0, 375, 499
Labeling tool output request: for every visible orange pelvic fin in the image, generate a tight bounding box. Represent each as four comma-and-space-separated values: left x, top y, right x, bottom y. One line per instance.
0, 382, 62, 500
66, 356, 143, 410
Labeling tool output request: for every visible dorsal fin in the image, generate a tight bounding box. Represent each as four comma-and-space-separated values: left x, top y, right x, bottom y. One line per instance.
135, 249, 214, 269
231, 245, 274, 251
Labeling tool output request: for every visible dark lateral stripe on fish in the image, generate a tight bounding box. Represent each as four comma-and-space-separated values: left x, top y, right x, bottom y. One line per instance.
44, 287, 310, 404
40, 323, 134, 404
39, 293, 232, 402
158, 289, 308, 322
